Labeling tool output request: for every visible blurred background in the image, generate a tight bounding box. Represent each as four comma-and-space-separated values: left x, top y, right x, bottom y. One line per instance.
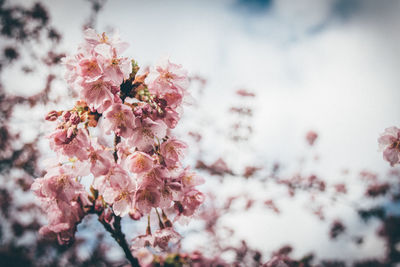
1, 0, 400, 266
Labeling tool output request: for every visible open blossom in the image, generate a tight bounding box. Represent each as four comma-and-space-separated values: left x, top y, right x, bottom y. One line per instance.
93, 164, 136, 217
175, 189, 205, 217
80, 79, 117, 113
180, 167, 205, 188
94, 43, 131, 85
131, 234, 154, 250
135, 186, 161, 214
87, 140, 114, 177
103, 175, 137, 217
103, 103, 136, 138
83, 28, 129, 55
145, 59, 189, 108
38, 200, 87, 245
132, 248, 154, 267
116, 139, 133, 166
163, 107, 181, 129
49, 128, 89, 160
32, 165, 87, 203
160, 137, 187, 168
63, 53, 103, 84
153, 227, 181, 251
128, 118, 167, 152
378, 126, 400, 166
138, 166, 170, 186
93, 164, 129, 196
126, 151, 154, 174
31, 165, 90, 245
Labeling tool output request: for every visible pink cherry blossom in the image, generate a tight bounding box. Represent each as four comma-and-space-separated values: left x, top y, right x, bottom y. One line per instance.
132, 248, 154, 267
138, 166, 169, 186
116, 139, 133, 166
153, 227, 181, 251
93, 164, 136, 217
83, 28, 129, 55
77, 56, 103, 81
95, 43, 131, 85
32, 165, 87, 203
128, 118, 167, 152
79, 79, 117, 113
103, 103, 136, 138
32, 165, 89, 245
163, 107, 181, 129
175, 189, 205, 217
87, 141, 114, 177
131, 234, 154, 250
49, 128, 89, 160
179, 167, 205, 188
145, 59, 189, 108
106, 176, 136, 217
135, 186, 160, 214
160, 137, 187, 168
92, 164, 129, 196
38, 200, 87, 245
378, 126, 400, 166
126, 151, 154, 174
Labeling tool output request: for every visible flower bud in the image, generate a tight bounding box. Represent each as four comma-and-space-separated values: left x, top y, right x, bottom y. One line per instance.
69, 112, 81, 125
45, 110, 59, 121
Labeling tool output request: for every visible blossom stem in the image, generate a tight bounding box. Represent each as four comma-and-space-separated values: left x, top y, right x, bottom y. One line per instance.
98, 214, 140, 266
155, 208, 165, 229
113, 134, 121, 162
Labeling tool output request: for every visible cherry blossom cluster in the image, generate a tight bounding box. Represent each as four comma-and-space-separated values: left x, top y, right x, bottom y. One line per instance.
378, 126, 400, 167
32, 29, 204, 251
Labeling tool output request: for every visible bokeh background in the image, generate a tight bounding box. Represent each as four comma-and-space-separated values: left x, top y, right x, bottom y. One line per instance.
1, 0, 400, 266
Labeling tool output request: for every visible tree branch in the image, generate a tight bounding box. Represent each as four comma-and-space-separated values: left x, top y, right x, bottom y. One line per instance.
98, 215, 140, 267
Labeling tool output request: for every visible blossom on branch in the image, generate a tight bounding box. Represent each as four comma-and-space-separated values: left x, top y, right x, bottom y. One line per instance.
33, 28, 204, 262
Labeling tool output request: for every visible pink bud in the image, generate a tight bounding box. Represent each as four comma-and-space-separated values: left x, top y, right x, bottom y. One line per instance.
45, 110, 59, 121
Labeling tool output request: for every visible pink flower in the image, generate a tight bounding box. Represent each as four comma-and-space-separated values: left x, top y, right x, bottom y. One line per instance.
103, 103, 136, 138
49, 128, 89, 160
131, 234, 154, 250
158, 181, 182, 209
32, 165, 87, 203
32, 165, 89, 245
79, 79, 117, 113
146, 59, 189, 108
132, 248, 154, 267
175, 189, 205, 217
138, 166, 169, 186
163, 107, 181, 129
38, 201, 86, 245
378, 126, 400, 166
153, 227, 181, 251
63, 55, 80, 84
95, 43, 131, 86
179, 167, 205, 188
77, 56, 103, 81
135, 186, 160, 214
87, 141, 114, 177
126, 151, 154, 174
83, 28, 129, 55
105, 183, 136, 217
306, 131, 318, 146
93, 164, 136, 217
128, 119, 167, 152
160, 138, 187, 168
116, 139, 133, 166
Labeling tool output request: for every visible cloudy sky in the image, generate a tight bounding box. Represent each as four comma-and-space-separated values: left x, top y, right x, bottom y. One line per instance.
23, 0, 399, 174
7, 0, 400, 263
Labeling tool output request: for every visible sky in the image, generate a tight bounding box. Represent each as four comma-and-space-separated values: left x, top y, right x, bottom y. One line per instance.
6, 0, 400, 263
